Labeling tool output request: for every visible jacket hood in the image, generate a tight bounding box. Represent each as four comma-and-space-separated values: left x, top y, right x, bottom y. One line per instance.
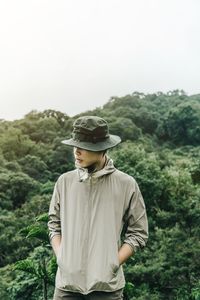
76, 156, 116, 182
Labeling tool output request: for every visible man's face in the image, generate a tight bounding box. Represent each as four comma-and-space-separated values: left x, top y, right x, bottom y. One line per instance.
73, 147, 103, 168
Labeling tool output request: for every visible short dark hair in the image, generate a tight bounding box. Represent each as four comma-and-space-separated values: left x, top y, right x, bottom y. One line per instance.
102, 150, 107, 156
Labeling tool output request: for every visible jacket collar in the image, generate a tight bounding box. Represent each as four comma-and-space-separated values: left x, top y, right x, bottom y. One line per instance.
76, 156, 115, 182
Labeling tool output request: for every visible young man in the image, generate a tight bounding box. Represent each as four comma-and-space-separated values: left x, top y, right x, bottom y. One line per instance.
48, 116, 148, 300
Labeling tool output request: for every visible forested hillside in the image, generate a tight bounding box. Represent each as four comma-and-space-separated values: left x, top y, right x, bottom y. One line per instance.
0, 90, 200, 300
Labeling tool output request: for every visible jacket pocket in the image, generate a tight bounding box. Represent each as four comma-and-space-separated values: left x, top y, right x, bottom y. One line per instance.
110, 262, 120, 278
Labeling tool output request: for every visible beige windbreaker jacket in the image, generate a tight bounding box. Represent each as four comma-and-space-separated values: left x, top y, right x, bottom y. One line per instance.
48, 158, 148, 295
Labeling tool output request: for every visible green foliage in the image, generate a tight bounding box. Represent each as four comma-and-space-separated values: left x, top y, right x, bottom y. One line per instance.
0, 265, 13, 300
8, 215, 56, 300
18, 155, 50, 182
109, 117, 142, 141
14, 259, 38, 275
157, 101, 200, 145
0, 127, 37, 161
36, 213, 49, 222
0, 170, 39, 209
0, 92, 200, 299
0, 195, 51, 268
0, 211, 34, 267
8, 247, 55, 300
23, 213, 49, 244
192, 281, 200, 300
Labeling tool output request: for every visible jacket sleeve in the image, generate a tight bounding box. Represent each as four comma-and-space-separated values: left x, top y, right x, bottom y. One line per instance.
48, 182, 61, 241
123, 180, 148, 252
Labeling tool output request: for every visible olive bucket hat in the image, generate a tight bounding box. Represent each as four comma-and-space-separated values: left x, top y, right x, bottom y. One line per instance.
61, 116, 121, 151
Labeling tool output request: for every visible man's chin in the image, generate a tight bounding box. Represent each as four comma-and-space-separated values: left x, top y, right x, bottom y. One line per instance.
75, 160, 95, 170
76, 161, 87, 168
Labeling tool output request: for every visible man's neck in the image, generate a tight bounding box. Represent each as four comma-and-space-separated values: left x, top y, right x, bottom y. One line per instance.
87, 156, 107, 173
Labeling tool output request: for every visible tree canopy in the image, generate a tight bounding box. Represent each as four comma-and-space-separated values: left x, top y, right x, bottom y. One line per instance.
0, 90, 200, 299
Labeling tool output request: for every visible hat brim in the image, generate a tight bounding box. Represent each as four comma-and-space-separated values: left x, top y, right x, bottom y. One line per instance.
61, 135, 121, 151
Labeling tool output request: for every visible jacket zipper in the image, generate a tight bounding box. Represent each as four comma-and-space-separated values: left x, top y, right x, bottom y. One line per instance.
85, 175, 92, 291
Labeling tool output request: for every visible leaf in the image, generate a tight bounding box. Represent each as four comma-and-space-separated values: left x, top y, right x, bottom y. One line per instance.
14, 259, 37, 275
26, 226, 49, 243
35, 213, 49, 223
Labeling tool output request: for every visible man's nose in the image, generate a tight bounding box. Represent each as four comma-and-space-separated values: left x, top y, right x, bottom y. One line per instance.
74, 147, 81, 154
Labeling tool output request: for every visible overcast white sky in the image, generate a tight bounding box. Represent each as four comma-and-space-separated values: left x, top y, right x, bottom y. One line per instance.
0, 0, 200, 121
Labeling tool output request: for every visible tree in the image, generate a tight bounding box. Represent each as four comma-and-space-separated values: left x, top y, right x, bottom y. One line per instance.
0, 127, 38, 161
109, 117, 142, 141
1, 91, 200, 299
0, 171, 39, 209
157, 101, 200, 145
9, 214, 56, 300
18, 155, 50, 182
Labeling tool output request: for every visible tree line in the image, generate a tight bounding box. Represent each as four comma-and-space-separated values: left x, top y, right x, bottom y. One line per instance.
0, 90, 199, 299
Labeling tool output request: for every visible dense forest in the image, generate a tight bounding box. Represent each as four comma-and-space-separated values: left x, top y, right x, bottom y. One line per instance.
0, 90, 200, 300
